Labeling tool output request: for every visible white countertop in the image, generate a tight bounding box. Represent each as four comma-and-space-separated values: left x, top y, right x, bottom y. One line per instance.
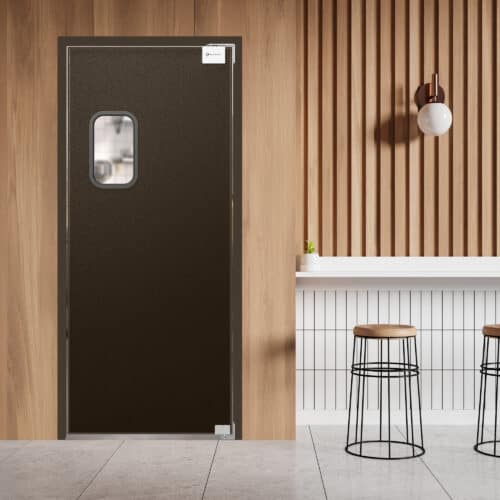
296, 257, 500, 278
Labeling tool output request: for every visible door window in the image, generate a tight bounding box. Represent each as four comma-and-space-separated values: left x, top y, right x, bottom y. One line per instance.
91, 112, 137, 187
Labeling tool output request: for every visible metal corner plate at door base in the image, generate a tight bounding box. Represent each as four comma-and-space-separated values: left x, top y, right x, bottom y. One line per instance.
214, 424, 232, 438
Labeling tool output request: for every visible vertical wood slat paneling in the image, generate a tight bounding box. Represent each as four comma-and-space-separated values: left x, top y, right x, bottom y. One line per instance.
481, 0, 495, 256
409, 0, 422, 256
438, 0, 451, 256
297, 0, 306, 256
321, 0, 334, 255
394, 0, 408, 256
423, 0, 437, 256
335, 0, 349, 255
452, 0, 465, 256
306, 0, 320, 249
350, 0, 363, 256
497, 0, 500, 254
302, 0, 500, 257
467, 0, 480, 256
379, 0, 393, 256
365, 0, 378, 256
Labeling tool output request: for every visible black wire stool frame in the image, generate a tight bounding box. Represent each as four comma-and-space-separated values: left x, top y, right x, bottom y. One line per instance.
475, 333, 500, 458
345, 335, 425, 460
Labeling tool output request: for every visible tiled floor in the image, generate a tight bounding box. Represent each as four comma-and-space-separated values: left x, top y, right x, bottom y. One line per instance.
1, 426, 499, 499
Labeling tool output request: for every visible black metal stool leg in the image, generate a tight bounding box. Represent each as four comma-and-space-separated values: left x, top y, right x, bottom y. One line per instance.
379, 339, 383, 441
387, 338, 391, 458
476, 336, 487, 447
354, 336, 364, 447
481, 337, 490, 445
359, 338, 368, 456
414, 336, 424, 450
495, 338, 500, 456
346, 336, 357, 448
405, 337, 416, 456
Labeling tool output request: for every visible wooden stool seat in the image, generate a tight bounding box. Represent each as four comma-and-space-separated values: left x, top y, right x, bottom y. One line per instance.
483, 325, 500, 337
354, 324, 416, 338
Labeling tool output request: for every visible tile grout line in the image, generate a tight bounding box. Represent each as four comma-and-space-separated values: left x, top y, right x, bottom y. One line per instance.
308, 426, 328, 500
74, 440, 125, 500
0, 441, 32, 465
395, 426, 454, 500
201, 439, 219, 499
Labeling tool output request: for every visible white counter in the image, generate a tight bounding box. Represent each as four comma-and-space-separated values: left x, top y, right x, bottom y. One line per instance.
296, 256, 500, 278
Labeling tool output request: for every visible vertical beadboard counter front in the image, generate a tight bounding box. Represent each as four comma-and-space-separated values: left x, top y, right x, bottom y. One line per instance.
296, 258, 500, 425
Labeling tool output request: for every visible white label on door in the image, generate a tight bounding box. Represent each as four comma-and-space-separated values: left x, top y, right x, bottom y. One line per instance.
202, 46, 226, 64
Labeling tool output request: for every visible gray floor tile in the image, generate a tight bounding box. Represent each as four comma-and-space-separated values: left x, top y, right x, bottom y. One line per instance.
311, 425, 449, 500
203, 427, 326, 500
0, 440, 121, 500
80, 440, 217, 500
420, 426, 500, 500
0, 441, 29, 463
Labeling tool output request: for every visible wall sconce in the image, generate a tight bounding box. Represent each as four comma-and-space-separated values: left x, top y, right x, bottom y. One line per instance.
415, 73, 452, 136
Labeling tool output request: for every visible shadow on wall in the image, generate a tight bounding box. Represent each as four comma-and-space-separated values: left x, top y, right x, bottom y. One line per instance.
375, 87, 421, 145
265, 337, 295, 358
376, 113, 420, 144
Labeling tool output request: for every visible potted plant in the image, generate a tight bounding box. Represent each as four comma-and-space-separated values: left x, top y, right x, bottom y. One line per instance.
300, 240, 320, 271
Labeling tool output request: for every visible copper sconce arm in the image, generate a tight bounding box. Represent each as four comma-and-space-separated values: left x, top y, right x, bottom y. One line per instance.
414, 72, 445, 110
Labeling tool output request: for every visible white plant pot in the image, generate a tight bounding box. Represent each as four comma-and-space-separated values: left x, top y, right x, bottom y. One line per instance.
300, 253, 320, 272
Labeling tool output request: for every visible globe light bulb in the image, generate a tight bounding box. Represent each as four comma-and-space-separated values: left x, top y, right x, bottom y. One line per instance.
417, 102, 453, 136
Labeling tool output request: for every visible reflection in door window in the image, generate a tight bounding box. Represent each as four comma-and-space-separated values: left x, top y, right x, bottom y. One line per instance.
92, 114, 136, 186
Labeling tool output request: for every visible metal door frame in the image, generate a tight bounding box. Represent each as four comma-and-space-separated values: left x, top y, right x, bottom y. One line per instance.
57, 37, 242, 439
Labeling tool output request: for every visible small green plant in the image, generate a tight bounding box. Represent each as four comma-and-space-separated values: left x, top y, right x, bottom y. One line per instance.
305, 240, 316, 254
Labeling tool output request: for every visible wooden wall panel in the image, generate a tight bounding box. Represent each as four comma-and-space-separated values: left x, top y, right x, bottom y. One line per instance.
93, 0, 193, 35
195, 0, 299, 440
302, 0, 500, 256
0, 0, 7, 439
1, 0, 93, 440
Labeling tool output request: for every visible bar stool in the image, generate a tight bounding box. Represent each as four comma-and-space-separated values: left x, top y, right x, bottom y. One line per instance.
475, 324, 500, 457
346, 324, 425, 459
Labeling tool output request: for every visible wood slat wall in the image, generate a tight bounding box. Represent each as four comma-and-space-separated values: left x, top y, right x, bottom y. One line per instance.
0, 0, 298, 440
300, 0, 500, 256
